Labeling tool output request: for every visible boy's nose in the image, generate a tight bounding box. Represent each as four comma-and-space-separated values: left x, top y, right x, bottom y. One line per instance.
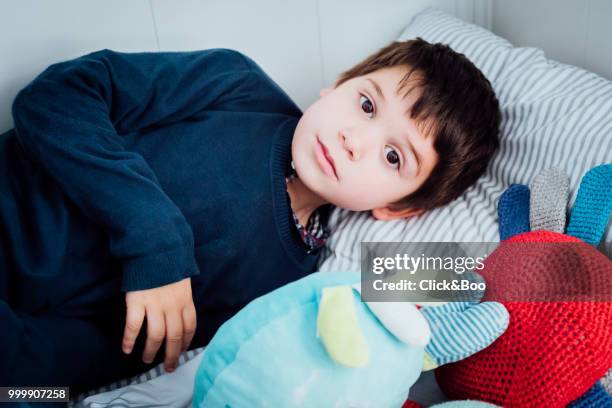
341, 131, 365, 161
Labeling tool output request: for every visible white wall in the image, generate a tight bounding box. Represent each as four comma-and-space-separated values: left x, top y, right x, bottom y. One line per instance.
2, 0, 611, 135
492, 0, 612, 81
0, 0, 485, 134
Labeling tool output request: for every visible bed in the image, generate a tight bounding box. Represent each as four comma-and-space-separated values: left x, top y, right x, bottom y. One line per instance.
1, 1, 610, 407
64, 6, 612, 408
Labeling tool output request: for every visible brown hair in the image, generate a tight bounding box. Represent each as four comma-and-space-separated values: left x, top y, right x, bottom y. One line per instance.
335, 38, 501, 212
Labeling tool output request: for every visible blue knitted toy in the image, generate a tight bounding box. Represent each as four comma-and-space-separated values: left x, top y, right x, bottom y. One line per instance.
497, 184, 530, 240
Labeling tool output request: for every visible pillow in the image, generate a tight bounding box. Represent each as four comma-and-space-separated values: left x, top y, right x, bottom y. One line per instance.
318, 7, 612, 274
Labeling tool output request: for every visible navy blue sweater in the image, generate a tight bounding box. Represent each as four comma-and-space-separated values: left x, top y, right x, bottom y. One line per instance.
1, 48, 324, 346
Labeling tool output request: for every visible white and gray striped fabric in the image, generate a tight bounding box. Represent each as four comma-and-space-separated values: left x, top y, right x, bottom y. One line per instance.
318, 8, 612, 274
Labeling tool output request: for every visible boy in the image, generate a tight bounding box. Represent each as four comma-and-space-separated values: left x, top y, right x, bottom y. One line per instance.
0, 38, 500, 394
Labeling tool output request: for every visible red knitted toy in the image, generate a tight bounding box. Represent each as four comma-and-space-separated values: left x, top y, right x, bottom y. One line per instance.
402, 400, 423, 408
435, 166, 612, 407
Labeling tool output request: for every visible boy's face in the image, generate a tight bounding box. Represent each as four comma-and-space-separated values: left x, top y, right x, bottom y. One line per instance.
291, 65, 439, 219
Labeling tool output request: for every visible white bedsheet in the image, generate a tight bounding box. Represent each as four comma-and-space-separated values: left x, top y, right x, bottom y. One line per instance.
72, 349, 205, 408
72, 347, 448, 408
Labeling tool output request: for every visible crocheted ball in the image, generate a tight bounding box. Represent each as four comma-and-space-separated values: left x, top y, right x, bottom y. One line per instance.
435, 230, 612, 407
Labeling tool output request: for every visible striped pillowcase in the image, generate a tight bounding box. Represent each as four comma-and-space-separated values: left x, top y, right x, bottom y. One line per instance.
318, 8, 612, 273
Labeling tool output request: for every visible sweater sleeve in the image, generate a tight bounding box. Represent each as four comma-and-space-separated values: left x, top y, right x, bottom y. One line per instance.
11, 48, 256, 292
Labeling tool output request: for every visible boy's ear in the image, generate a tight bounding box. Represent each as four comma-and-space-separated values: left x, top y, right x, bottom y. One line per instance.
319, 87, 333, 98
371, 206, 424, 220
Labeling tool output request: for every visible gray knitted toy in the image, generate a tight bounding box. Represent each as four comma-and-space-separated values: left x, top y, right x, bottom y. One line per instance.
529, 167, 569, 233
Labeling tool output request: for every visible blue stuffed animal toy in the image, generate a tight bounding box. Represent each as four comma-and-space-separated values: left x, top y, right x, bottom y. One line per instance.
192, 269, 509, 407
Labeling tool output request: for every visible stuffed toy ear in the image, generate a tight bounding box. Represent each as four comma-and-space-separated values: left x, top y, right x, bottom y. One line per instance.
497, 184, 530, 240
419, 300, 509, 371
566, 164, 612, 246
351, 283, 430, 348
316, 285, 369, 368
529, 167, 570, 233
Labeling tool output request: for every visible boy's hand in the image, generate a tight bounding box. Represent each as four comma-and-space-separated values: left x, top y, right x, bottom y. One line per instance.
121, 277, 197, 373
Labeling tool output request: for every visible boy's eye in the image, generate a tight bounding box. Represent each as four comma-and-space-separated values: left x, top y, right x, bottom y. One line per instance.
384, 146, 401, 169
359, 94, 374, 118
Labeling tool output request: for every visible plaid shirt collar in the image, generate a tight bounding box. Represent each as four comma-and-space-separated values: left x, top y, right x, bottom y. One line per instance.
286, 161, 331, 254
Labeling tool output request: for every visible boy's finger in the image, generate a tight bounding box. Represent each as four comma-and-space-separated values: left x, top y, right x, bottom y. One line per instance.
122, 304, 145, 354
164, 310, 183, 372
182, 303, 197, 352
142, 308, 165, 364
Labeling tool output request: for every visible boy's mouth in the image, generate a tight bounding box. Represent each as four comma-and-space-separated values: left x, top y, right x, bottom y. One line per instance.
315, 136, 339, 180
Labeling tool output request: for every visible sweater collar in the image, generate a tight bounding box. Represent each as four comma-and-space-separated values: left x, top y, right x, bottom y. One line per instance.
270, 117, 326, 269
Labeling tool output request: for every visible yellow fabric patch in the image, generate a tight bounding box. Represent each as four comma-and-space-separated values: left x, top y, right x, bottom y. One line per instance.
317, 286, 369, 368
422, 352, 438, 371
